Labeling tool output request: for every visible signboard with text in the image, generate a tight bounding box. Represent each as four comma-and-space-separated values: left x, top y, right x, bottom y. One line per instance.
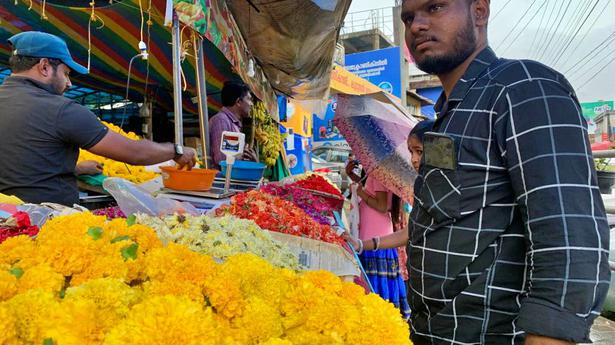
581, 101, 613, 134
345, 47, 402, 98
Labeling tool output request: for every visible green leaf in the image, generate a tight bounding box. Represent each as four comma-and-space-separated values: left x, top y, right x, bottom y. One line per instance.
126, 214, 137, 226
9, 267, 23, 278
110, 235, 131, 244
121, 243, 139, 261
43, 339, 54, 345
87, 226, 103, 240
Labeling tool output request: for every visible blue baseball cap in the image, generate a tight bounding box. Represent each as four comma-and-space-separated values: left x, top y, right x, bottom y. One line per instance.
8, 31, 88, 74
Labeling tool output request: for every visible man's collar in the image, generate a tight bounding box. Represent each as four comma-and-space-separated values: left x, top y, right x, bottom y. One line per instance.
221, 107, 242, 125
434, 47, 498, 112
6, 75, 58, 95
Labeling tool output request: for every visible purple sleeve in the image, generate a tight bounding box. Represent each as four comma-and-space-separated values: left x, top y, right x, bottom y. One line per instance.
209, 115, 226, 168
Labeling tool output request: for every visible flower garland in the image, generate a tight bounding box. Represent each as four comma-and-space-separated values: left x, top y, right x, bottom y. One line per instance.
0, 213, 411, 345
215, 190, 344, 245
135, 214, 300, 270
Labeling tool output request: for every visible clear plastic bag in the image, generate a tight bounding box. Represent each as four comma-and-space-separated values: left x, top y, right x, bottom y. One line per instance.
103, 178, 198, 216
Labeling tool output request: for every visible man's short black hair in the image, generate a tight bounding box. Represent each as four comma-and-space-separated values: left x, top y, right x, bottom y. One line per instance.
8, 55, 62, 73
221, 81, 251, 107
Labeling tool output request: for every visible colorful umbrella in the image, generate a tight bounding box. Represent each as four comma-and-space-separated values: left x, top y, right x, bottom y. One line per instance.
333, 92, 419, 203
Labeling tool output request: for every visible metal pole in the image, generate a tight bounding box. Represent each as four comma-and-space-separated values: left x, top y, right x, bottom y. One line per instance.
171, 13, 183, 146
193, 33, 211, 169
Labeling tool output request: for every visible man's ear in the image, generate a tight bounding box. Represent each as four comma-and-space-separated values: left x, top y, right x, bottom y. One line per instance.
37, 58, 51, 78
472, 0, 490, 27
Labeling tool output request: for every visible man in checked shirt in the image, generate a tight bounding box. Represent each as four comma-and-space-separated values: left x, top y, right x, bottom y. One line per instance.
399, 0, 611, 344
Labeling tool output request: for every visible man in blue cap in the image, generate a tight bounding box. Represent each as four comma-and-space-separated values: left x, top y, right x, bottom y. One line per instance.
0, 31, 197, 206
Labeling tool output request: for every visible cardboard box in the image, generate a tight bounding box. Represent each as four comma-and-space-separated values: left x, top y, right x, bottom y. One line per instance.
266, 231, 360, 277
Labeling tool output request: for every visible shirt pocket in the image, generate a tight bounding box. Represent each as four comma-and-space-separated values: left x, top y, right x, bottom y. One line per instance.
414, 165, 461, 224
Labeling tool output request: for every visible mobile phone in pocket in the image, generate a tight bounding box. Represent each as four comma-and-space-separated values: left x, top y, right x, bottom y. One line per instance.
422, 132, 457, 170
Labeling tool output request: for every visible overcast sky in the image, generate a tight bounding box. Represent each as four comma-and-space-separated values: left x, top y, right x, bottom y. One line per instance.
346, 0, 615, 103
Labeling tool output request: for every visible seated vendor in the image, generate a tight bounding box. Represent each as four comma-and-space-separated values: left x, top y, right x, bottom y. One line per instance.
0, 31, 197, 206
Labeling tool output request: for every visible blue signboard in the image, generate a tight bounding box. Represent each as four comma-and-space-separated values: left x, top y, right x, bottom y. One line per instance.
280, 125, 311, 175
416, 86, 442, 119
345, 47, 402, 98
313, 96, 345, 143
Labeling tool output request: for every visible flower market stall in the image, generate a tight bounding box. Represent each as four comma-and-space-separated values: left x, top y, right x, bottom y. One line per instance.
0, 1, 416, 341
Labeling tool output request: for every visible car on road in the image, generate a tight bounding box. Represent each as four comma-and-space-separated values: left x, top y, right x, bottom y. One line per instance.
310, 146, 352, 192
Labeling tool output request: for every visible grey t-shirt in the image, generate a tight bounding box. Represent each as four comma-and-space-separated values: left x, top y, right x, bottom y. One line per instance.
0, 76, 108, 206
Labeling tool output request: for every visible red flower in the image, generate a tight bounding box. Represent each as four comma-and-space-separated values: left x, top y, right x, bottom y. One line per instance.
216, 190, 344, 245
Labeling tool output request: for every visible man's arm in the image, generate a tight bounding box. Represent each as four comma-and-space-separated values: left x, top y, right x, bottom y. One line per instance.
88, 131, 196, 169
494, 76, 610, 344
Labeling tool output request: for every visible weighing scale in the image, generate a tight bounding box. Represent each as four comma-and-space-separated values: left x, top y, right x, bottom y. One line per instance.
159, 131, 260, 207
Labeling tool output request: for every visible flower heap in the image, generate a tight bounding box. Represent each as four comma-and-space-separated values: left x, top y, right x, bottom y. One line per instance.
0, 213, 411, 345
260, 184, 334, 225
135, 214, 300, 269
92, 206, 126, 220
292, 174, 343, 197
215, 190, 345, 245
291, 172, 342, 196
78, 121, 157, 184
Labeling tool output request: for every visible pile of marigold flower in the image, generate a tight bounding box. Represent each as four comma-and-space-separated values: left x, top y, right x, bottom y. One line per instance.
78, 121, 157, 184
0, 212, 411, 345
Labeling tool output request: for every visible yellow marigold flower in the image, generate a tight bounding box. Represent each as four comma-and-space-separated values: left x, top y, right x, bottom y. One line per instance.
339, 281, 367, 302
259, 339, 294, 345
0, 302, 18, 345
231, 296, 283, 344
202, 267, 246, 320
0, 270, 17, 302
47, 296, 100, 345
142, 279, 204, 302
37, 212, 106, 241
0, 235, 35, 267
6, 289, 59, 344
103, 295, 221, 345
16, 264, 65, 295
345, 293, 411, 345
78, 121, 158, 184
62, 278, 141, 340
144, 243, 216, 283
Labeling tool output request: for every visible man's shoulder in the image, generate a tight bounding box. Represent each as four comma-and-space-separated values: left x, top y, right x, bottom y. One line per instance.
209, 110, 231, 125
485, 58, 571, 91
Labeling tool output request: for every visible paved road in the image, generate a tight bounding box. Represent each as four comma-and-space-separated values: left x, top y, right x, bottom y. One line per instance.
591, 317, 615, 344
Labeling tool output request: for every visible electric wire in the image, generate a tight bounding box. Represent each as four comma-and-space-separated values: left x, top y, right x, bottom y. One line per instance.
494, 0, 539, 52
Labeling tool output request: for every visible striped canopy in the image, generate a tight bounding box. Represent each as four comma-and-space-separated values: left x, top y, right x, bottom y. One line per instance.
0, 0, 240, 114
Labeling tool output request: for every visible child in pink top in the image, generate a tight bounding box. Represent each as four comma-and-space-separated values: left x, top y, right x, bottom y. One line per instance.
358, 176, 393, 240
346, 162, 410, 319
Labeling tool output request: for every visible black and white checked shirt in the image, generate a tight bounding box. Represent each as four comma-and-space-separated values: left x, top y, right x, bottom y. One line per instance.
408, 47, 610, 345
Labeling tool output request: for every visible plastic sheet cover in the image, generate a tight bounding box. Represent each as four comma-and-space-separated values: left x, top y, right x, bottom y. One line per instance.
226, 0, 352, 100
